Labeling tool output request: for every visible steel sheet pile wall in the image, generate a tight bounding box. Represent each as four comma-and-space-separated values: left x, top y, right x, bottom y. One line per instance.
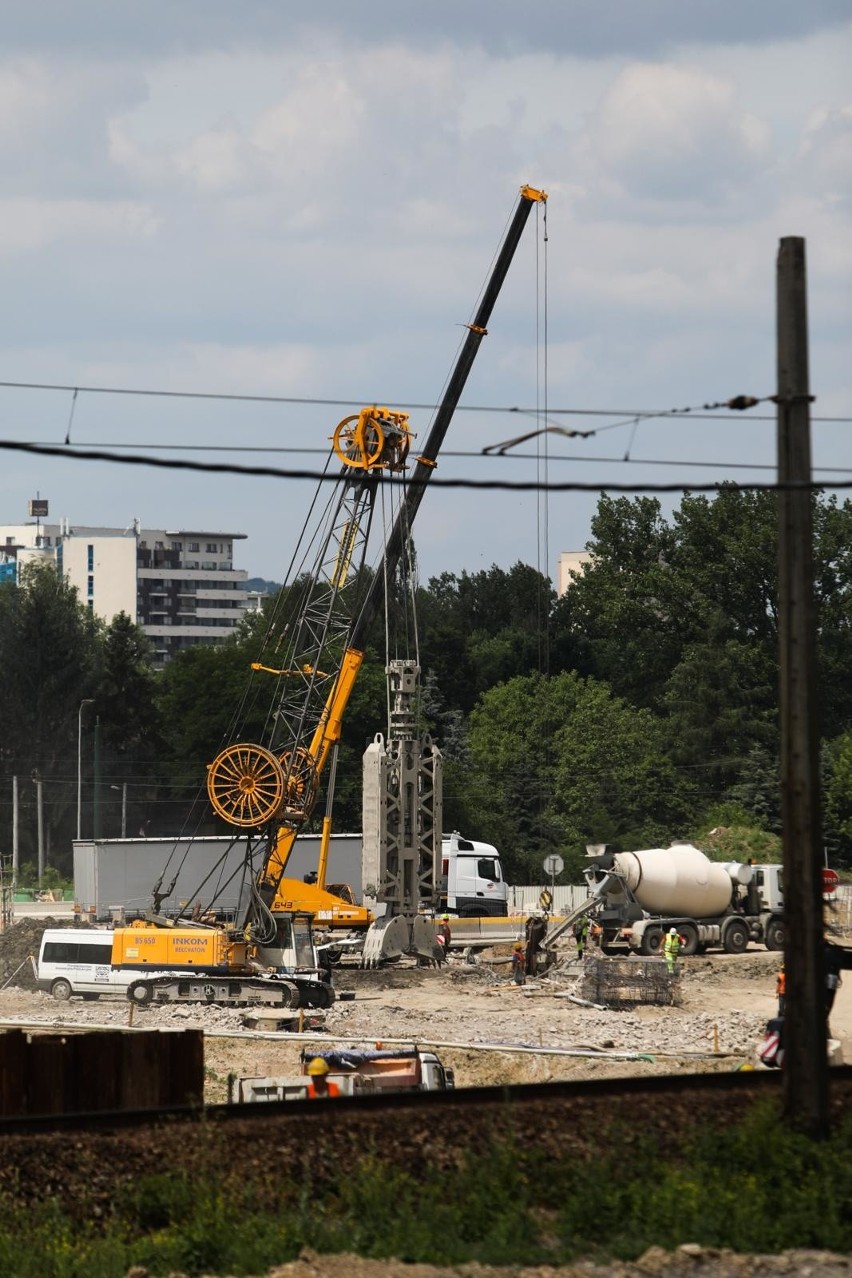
0, 1029, 203, 1118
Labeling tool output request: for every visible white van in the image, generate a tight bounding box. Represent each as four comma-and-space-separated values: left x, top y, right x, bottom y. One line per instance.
36, 928, 128, 1000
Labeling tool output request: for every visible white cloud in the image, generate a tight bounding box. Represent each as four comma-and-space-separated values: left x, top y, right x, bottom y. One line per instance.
576, 63, 771, 207
0, 197, 159, 254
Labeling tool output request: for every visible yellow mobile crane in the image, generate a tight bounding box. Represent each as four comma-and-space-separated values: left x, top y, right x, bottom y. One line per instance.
111, 185, 546, 1003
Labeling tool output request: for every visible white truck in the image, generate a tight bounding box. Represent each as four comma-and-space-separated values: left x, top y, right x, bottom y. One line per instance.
551, 843, 785, 956
439, 832, 508, 918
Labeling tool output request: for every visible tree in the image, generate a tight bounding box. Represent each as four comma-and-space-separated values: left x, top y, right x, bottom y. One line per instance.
0, 560, 101, 873
461, 671, 695, 883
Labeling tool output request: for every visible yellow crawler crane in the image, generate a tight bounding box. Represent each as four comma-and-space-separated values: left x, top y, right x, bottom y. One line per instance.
115, 185, 546, 993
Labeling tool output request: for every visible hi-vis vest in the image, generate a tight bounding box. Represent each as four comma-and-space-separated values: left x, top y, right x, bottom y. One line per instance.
664, 932, 680, 958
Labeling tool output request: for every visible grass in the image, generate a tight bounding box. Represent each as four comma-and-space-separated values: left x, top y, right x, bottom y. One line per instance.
1, 1099, 850, 1277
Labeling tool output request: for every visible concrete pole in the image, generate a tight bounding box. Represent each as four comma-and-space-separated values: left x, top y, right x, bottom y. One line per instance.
36, 777, 44, 885
12, 775, 18, 878
776, 236, 828, 1139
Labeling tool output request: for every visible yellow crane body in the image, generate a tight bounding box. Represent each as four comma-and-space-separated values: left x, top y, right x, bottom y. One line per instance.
111, 922, 249, 973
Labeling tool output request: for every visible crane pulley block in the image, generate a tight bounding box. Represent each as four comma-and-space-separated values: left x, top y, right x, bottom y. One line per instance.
332, 406, 411, 471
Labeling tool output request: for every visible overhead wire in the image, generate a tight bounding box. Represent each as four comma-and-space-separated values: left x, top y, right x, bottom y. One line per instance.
0, 436, 850, 492
0, 376, 847, 422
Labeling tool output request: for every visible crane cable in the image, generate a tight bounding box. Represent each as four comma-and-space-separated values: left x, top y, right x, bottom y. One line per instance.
535, 197, 553, 853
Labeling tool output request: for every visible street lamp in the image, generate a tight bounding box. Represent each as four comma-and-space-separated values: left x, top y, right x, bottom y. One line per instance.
77, 700, 94, 841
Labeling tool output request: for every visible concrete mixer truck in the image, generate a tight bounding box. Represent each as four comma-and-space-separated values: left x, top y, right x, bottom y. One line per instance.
548, 844, 785, 957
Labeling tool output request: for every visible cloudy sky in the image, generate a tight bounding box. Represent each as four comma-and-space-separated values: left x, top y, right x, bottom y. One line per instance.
1, 2, 849, 588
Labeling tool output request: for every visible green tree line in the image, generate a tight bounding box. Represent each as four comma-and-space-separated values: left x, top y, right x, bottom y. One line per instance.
2, 486, 851, 884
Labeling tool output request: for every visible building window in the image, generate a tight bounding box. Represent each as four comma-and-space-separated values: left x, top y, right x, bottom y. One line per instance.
189, 542, 199, 552
154, 541, 164, 550
139, 540, 147, 549
87, 599, 93, 610
171, 541, 182, 551
87, 575, 94, 597
206, 543, 217, 553
87, 544, 94, 571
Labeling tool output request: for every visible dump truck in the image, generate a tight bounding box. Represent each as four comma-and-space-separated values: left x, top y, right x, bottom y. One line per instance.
227, 1046, 454, 1102
544, 843, 785, 958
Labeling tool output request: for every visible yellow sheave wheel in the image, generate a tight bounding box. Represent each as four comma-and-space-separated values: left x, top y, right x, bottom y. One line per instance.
207, 743, 284, 827
332, 413, 385, 470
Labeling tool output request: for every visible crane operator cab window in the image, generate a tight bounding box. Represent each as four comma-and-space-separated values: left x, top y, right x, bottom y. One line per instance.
270, 914, 317, 970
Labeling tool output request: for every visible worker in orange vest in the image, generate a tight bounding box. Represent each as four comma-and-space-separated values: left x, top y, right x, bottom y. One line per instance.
776, 966, 786, 1017
306, 1057, 341, 1099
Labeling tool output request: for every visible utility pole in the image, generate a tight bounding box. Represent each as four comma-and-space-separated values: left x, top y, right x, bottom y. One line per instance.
35, 775, 45, 885
12, 776, 18, 878
776, 236, 828, 1138
93, 717, 101, 842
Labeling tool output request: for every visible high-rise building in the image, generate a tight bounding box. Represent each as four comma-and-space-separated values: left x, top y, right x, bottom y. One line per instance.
0, 516, 249, 667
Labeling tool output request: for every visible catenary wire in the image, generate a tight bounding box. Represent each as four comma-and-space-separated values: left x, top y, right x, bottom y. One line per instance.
0, 436, 850, 493
0, 377, 848, 423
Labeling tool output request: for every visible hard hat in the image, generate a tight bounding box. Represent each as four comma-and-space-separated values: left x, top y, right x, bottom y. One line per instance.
513, 941, 523, 950
441, 913, 450, 920
307, 1057, 330, 1077
669, 927, 677, 935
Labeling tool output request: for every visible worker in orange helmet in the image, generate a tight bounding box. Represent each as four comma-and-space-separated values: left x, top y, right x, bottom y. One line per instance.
306, 1057, 340, 1099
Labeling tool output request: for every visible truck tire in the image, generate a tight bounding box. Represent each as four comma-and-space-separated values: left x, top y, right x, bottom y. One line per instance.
764, 918, 785, 951
640, 926, 664, 956
677, 922, 699, 956
723, 920, 749, 954
128, 981, 153, 1005
51, 978, 72, 1001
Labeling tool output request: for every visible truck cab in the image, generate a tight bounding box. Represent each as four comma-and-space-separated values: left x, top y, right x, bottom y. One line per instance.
440, 832, 508, 917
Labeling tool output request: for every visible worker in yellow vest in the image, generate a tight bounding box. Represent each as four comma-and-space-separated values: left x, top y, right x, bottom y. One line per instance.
663, 927, 682, 975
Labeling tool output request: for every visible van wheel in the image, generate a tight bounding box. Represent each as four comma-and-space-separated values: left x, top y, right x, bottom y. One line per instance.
51, 978, 72, 1001
128, 981, 153, 1005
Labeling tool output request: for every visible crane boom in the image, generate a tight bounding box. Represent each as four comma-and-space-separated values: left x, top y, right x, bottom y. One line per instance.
207, 184, 547, 932
264, 184, 547, 908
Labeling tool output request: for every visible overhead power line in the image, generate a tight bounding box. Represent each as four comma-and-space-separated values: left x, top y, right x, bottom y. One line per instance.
1, 436, 851, 494
0, 376, 847, 423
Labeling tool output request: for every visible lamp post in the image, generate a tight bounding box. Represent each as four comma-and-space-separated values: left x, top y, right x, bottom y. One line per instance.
111, 783, 127, 838
77, 699, 94, 841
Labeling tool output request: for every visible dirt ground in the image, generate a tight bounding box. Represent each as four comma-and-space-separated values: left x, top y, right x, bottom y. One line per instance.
1, 920, 849, 1099
2, 921, 851, 1278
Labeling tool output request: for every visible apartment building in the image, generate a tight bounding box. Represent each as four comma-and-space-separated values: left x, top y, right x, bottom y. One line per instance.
0, 517, 249, 667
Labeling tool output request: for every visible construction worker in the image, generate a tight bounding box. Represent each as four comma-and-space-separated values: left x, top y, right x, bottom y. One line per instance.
524, 909, 547, 976
574, 915, 589, 961
663, 927, 682, 975
306, 1057, 340, 1099
776, 965, 786, 1017
511, 941, 526, 985
436, 913, 452, 961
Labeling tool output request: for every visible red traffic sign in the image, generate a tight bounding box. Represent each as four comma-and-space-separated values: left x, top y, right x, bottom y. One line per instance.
823, 868, 840, 895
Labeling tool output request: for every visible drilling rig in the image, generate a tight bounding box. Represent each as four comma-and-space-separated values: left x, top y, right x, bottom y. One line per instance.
111, 184, 547, 999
